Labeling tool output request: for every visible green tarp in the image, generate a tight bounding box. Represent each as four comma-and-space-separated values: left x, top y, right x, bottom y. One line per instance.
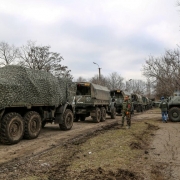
0, 65, 75, 110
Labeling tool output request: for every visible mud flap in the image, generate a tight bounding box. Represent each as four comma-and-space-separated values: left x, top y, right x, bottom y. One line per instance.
55, 113, 63, 124
55, 104, 68, 124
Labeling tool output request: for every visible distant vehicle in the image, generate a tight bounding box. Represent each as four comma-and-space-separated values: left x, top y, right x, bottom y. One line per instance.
142, 96, 152, 110
131, 93, 143, 112
168, 91, 180, 122
110, 90, 134, 114
0, 65, 76, 145
75, 82, 116, 122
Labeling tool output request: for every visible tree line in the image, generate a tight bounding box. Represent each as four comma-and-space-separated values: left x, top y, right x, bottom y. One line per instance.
0, 41, 72, 79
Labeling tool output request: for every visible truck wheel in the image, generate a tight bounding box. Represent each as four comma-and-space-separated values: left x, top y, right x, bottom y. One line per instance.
93, 108, 101, 123
100, 107, 106, 122
60, 109, 73, 130
24, 111, 42, 139
111, 108, 116, 119
0, 112, 24, 145
74, 114, 80, 122
168, 107, 180, 122
80, 115, 86, 121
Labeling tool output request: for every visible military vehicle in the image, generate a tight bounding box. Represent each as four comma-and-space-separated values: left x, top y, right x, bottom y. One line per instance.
148, 99, 153, 109
168, 91, 180, 122
110, 90, 134, 114
75, 82, 116, 122
131, 93, 143, 112
0, 65, 76, 145
142, 96, 149, 110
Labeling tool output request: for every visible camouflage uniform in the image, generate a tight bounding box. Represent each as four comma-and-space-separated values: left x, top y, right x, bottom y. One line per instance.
122, 98, 132, 128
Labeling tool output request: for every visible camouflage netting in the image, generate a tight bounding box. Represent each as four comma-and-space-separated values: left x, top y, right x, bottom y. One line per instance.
0, 65, 76, 110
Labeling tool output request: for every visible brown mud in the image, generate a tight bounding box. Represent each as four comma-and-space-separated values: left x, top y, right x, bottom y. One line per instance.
0, 109, 179, 180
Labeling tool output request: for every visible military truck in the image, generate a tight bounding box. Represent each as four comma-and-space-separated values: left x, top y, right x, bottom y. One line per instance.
131, 93, 143, 112
75, 82, 116, 122
0, 65, 76, 145
110, 90, 133, 114
168, 91, 180, 122
142, 96, 149, 110
148, 99, 153, 109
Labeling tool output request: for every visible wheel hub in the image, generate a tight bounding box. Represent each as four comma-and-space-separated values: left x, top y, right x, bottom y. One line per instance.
30, 119, 38, 132
173, 112, 178, 118
10, 122, 19, 137
66, 115, 72, 126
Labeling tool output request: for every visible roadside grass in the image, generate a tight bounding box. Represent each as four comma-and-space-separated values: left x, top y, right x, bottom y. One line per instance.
68, 119, 159, 173
20, 116, 160, 180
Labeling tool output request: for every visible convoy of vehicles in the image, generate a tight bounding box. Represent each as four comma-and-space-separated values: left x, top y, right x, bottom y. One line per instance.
0, 65, 155, 145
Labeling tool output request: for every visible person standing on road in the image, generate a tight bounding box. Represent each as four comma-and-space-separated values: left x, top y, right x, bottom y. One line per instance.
159, 96, 168, 123
122, 96, 132, 129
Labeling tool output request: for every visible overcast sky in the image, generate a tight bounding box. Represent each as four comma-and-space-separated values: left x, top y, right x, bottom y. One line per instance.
0, 0, 180, 81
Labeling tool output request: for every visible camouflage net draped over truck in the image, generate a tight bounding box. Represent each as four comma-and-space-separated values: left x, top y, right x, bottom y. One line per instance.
0, 65, 75, 110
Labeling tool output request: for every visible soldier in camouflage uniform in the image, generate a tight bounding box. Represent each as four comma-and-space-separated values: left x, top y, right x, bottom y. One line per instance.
122, 96, 132, 128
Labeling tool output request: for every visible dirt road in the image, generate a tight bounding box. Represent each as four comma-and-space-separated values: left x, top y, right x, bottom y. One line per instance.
0, 109, 180, 180
148, 120, 180, 180
0, 116, 119, 164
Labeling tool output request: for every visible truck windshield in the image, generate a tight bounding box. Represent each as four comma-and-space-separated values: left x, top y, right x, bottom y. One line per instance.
76, 84, 91, 95
131, 95, 137, 101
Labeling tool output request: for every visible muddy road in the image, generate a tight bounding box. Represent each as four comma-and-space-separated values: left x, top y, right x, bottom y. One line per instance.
0, 111, 158, 165
0, 115, 120, 164
1, 109, 180, 180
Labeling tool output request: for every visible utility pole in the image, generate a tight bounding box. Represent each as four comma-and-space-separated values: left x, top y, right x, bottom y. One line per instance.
93, 62, 101, 84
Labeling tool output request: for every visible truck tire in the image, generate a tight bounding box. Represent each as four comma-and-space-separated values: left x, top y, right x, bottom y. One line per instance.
74, 114, 80, 122
100, 107, 106, 122
24, 111, 42, 139
93, 108, 101, 123
0, 112, 24, 145
60, 109, 73, 130
111, 108, 116, 119
168, 107, 180, 122
80, 115, 86, 121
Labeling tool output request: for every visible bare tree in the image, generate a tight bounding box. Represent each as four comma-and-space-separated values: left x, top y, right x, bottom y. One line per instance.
76, 76, 87, 82
128, 79, 147, 94
106, 72, 125, 90
142, 49, 180, 97
0, 42, 19, 66
19, 41, 73, 79
89, 74, 109, 87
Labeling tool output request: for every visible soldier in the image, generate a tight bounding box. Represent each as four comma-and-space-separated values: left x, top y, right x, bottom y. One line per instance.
122, 96, 132, 129
159, 96, 168, 123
